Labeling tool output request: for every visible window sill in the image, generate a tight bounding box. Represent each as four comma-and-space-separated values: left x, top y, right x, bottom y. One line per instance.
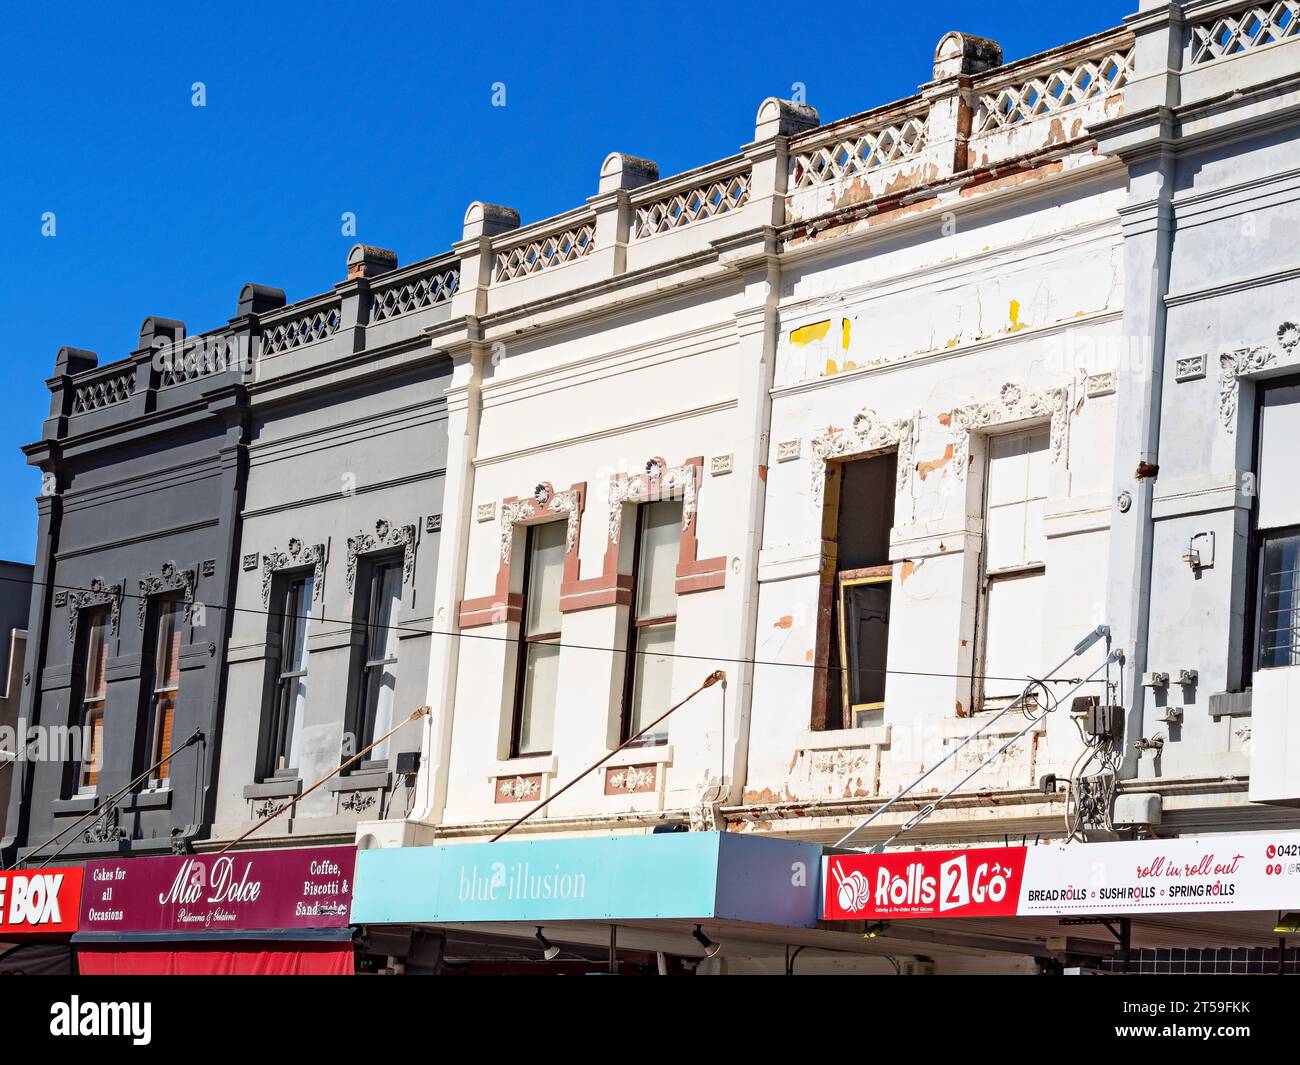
604, 744, 674, 769
329, 769, 391, 793
487, 755, 559, 781
51, 795, 98, 816
122, 788, 172, 811
243, 777, 303, 800
796, 727, 891, 751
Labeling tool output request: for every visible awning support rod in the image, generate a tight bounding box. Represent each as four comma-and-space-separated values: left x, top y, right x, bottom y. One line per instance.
833, 625, 1111, 850
490, 671, 725, 843
217, 705, 430, 853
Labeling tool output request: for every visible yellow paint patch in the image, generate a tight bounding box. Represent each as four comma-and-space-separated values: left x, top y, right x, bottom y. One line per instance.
825, 358, 838, 375
791, 320, 831, 347
841, 318, 851, 351
1008, 300, 1028, 332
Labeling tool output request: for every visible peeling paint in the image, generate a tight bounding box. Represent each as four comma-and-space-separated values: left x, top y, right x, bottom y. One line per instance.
774, 614, 794, 630
791, 320, 831, 346
841, 317, 851, 351
900, 559, 916, 583
916, 442, 954, 480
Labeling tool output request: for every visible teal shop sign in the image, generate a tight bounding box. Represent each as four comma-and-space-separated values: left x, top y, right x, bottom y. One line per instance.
351, 832, 822, 929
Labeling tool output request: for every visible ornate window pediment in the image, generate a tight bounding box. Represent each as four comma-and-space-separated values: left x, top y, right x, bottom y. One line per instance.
137, 561, 197, 628
809, 408, 915, 506
1217, 322, 1300, 431
607, 458, 697, 544
346, 519, 417, 593
65, 577, 123, 643
260, 538, 326, 607
500, 482, 582, 563
948, 382, 1068, 478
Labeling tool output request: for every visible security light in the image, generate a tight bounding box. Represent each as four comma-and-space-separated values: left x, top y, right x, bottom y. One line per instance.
692, 924, 721, 959
1274, 913, 1300, 934
535, 926, 561, 961
862, 921, 889, 939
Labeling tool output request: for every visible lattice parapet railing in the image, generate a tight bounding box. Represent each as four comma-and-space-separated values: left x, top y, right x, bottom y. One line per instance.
494, 219, 595, 282
158, 331, 242, 389
632, 170, 751, 239
369, 261, 459, 321
973, 46, 1133, 135
71, 365, 136, 414
790, 113, 929, 190
259, 302, 342, 356
1191, 1, 1300, 63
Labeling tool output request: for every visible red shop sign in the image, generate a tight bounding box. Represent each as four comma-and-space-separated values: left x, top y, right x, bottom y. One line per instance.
825, 847, 1028, 920
80, 846, 355, 934
0, 867, 83, 935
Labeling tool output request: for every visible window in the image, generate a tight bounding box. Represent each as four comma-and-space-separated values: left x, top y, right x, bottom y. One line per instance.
816, 453, 896, 730
622, 500, 682, 744
266, 574, 313, 776
75, 607, 111, 793
979, 427, 1049, 708
511, 521, 565, 756
144, 597, 183, 786
1251, 381, 1300, 672
356, 559, 402, 762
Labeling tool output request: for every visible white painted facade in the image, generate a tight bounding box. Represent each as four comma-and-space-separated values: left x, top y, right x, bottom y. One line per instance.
349, 2, 1300, 880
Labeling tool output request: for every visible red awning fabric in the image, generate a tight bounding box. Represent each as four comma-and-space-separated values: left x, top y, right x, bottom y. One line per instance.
77, 940, 353, 976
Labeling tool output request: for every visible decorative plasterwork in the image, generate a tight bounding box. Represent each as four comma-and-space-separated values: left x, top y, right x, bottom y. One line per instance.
500, 483, 581, 563
608, 459, 698, 545
346, 519, 417, 593
261, 538, 326, 606
67, 577, 123, 644
809, 407, 914, 506
495, 774, 542, 803
137, 561, 197, 628
1217, 323, 1300, 431
949, 382, 1069, 478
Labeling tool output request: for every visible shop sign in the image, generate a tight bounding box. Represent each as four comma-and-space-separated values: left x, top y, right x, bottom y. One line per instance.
80, 846, 355, 934
0, 867, 83, 934
824, 832, 1300, 920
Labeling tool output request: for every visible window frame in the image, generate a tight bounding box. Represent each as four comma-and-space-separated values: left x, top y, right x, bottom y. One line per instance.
142, 594, 185, 789
509, 520, 566, 758
973, 425, 1050, 712
264, 571, 314, 780
836, 565, 892, 728
73, 605, 111, 795
354, 554, 403, 767
1253, 525, 1300, 672
620, 499, 683, 746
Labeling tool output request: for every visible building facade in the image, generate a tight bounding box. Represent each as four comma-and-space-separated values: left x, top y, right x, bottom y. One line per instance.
9, 0, 1300, 974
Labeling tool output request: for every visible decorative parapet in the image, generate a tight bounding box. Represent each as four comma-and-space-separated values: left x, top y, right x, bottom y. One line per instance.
157, 330, 243, 389
494, 215, 597, 281
631, 165, 751, 239
368, 258, 459, 322
259, 300, 342, 356
967, 33, 1133, 167
790, 112, 929, 191
1191, 1, 1300, 64
70, 364, 135, 414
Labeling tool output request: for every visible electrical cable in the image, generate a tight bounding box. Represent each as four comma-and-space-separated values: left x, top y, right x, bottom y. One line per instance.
0, 570, 1108, 689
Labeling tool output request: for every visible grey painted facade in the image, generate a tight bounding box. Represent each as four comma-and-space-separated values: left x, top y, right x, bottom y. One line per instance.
1098, 0, 1300, 825
208, 246, 455, 848
1, 319, 249, 864
0, 560, 33, 841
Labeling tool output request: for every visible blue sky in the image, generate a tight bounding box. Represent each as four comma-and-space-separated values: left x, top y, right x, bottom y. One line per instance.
0, 0, 1131, 562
